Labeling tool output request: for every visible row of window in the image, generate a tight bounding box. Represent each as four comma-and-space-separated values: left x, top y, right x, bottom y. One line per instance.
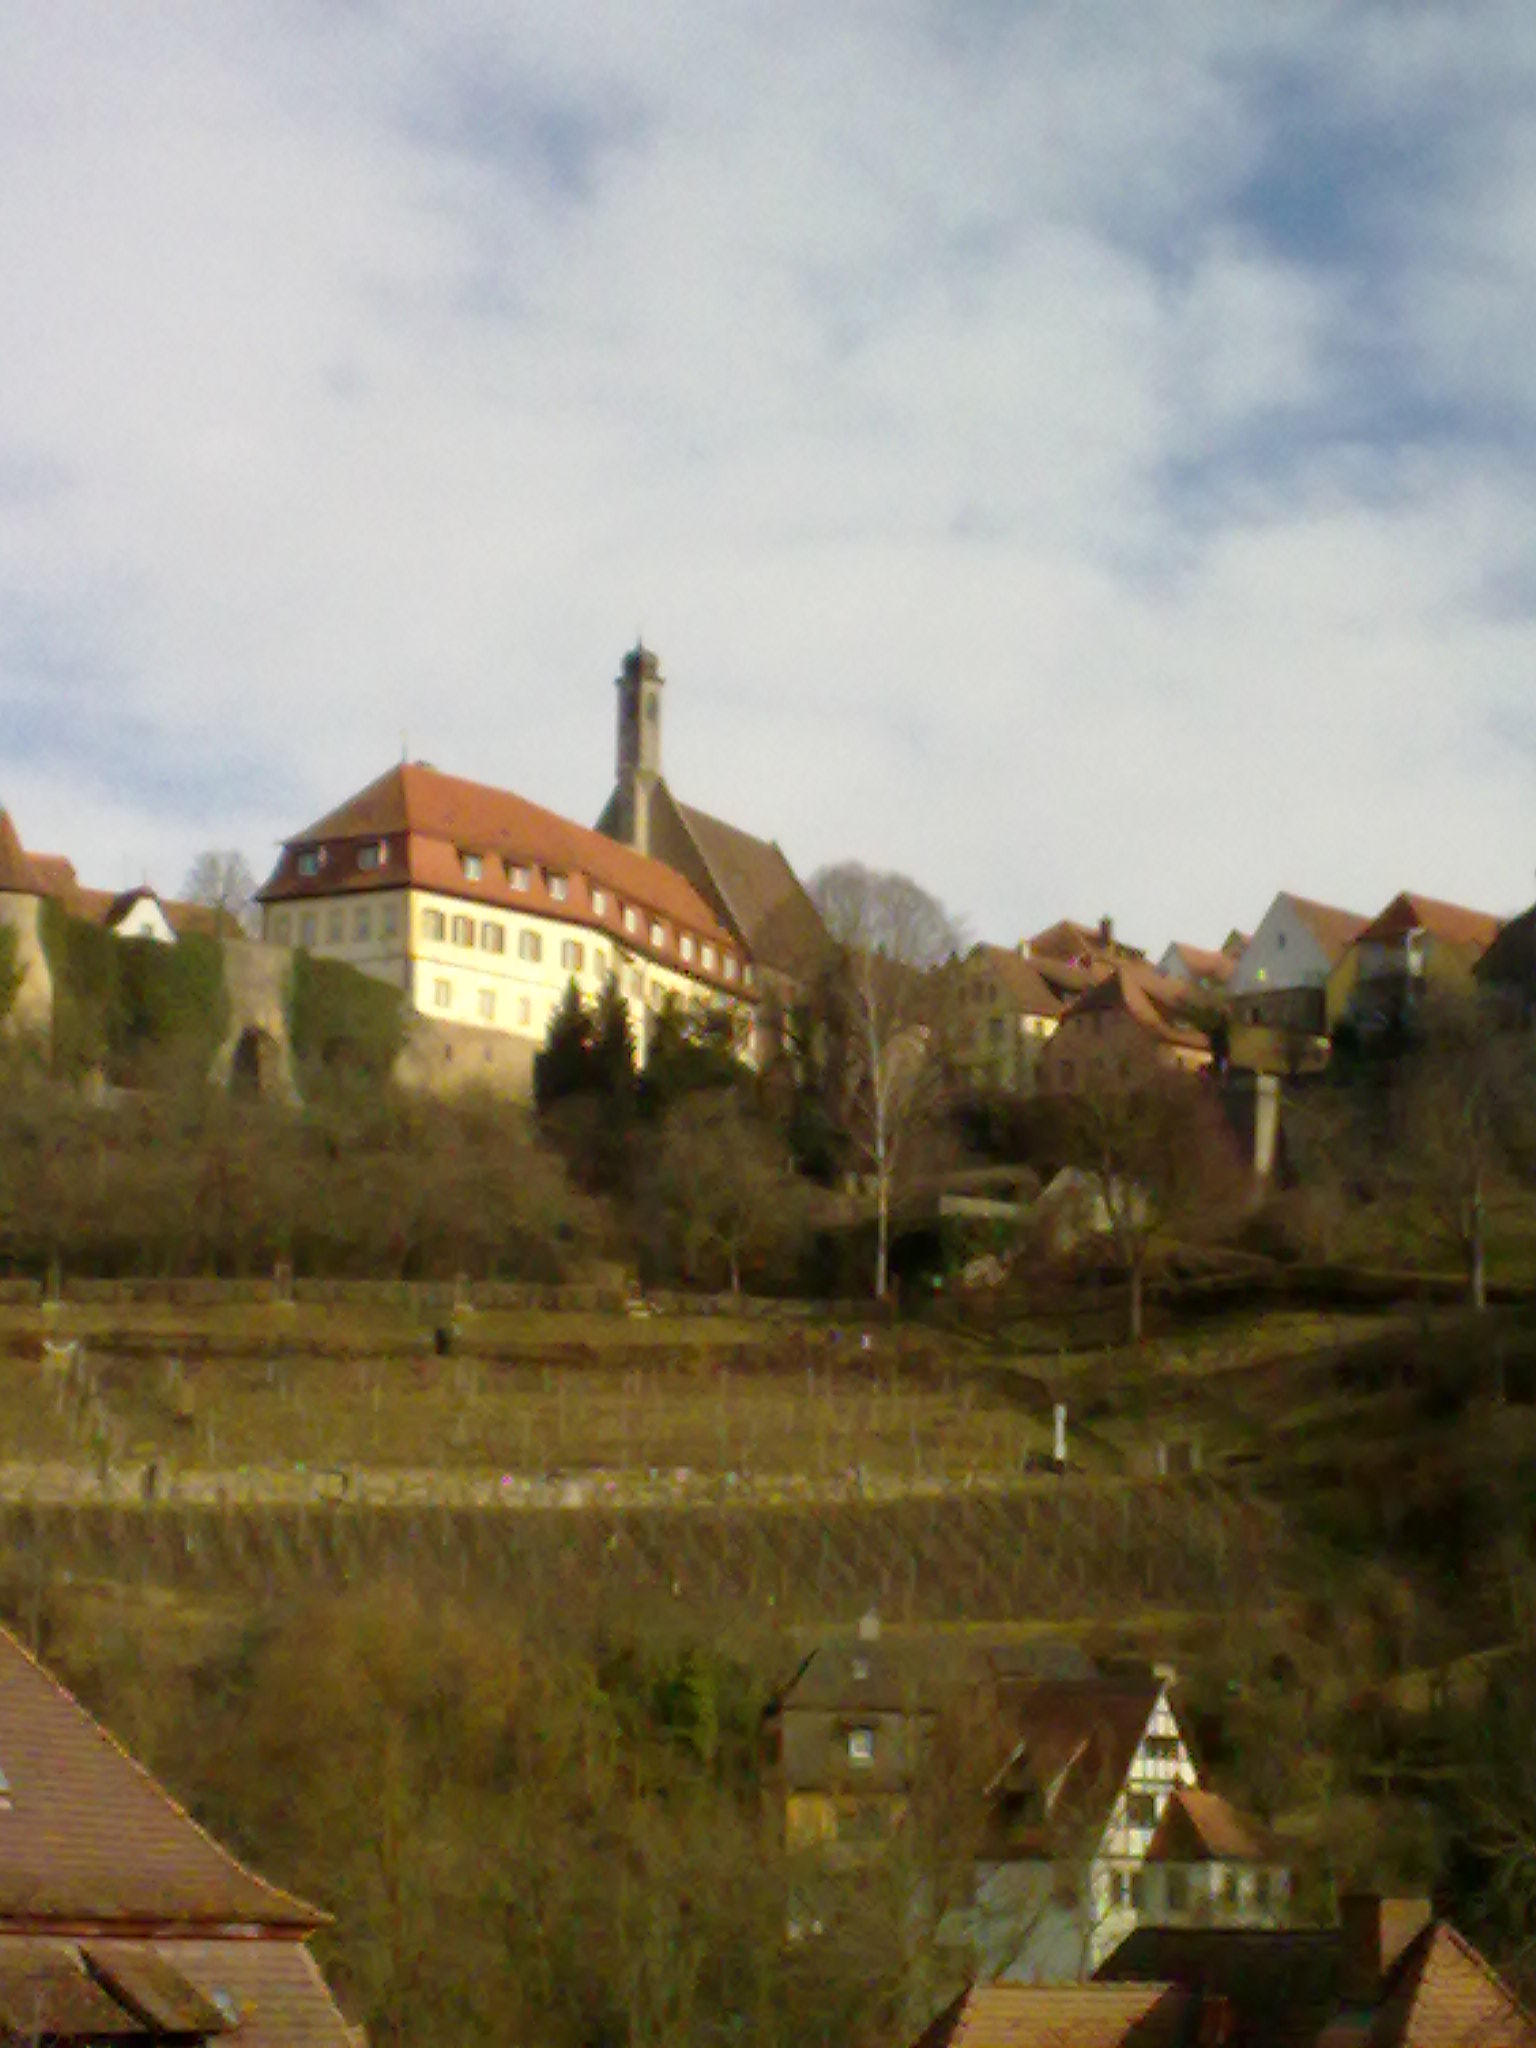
430, 982, 536, 1028
418, 905, 743, 981
1107, 1866, 1277, 1912
268, 903, 400, 949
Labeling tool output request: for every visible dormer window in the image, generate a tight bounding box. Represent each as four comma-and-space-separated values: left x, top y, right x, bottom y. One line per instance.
548, 873, 569, 903
296, 850, 320, 878
702, 944, 717, 972
508, 864, 531, 892
623, 906, 639, 935
358, 841, 387, 871
650, 920, 666, 947
462, 852, 484, 882
592, 889, 608, 915
848, 1728, 875, 1766
724, 956, 739, 981
680, 935, 695, 963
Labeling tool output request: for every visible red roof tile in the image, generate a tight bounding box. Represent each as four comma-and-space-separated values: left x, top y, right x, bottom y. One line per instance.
1165, 943, 1238, 988
1144, 1787, 1277, 1863
0, 1626, 321, 1930
1369, 1921, 1536, 2048
1283, 896, 1370, 965
0, 813, 42, 897
1062, 964, 1212, 1054
914, 1981, 1193, 2048
967, 946, 1069, 1020
1355, 891, 1503, 957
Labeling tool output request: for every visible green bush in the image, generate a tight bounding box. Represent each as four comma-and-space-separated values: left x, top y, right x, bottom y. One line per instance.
286, 950, 405, 1095
38, 903, 229, 1083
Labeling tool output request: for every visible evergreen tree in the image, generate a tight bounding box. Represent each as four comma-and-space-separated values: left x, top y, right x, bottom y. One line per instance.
640, 992, 747, 1117
590, 974, 637, 1101
534, 979, 594, 1112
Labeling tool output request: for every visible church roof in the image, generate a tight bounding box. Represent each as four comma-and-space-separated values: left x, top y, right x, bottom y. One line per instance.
0, 1623, 322, 1929
672, 798, 830, 980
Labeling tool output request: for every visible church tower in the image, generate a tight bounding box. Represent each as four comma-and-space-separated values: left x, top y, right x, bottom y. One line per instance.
611, 641, 665, 854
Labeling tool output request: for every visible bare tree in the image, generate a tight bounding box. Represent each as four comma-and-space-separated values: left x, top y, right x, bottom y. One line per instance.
181, 849, 259, 937
650, 1093, 807, 1295
810, 863, 963, 1300
1062, 1041, 1246, 1343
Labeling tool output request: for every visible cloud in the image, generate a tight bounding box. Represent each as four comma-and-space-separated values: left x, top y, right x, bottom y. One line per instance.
1, 0, 1534, 949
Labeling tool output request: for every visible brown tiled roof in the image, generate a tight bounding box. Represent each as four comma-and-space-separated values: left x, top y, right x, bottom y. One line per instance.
673, 798, 830, 980
91, 1939, 357, 2048
1284, 896, 1369, 965
1062, 964, 1211, 1054
261, 763, 750, 995
29, 853, 82, 904
1029, 920, 1145, 966
1368, 1920, 1536, 2048
913, 1981, 1193, 2048
0, 812, 42, 897
1144, 1787, 1277, 1864
966, 946, 1069, 1020
1165, 943, 1238, 988
990, 1679, 1162, 1846
1355, 891, 1503, 958
0, 1626, 322, 1929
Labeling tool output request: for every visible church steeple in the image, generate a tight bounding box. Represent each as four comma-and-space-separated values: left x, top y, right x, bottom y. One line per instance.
614, 641, 664, 853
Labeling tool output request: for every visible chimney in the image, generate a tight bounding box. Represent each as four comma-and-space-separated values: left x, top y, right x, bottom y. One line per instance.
1098, 916, 1114, 946
1338, 1896, 1433, 2003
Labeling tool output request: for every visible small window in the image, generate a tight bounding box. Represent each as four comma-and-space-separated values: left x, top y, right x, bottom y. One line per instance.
850, 1657, 870, 1682
297, 850, 320, 877
422, 909, 446, 942
1131, 1872, 1150, 1911
650, 920, 665, 947
433, 979, 453, 1009
353, 907, 372, 941
724, 956, 738, 981
1253, 1871, 1273, 1908
462, 852, 483, 882
743, 964, 754, 987
1126, 1793, 1157, 1829
508, 864, 531, 892
477, 989, 496, 1021
270, 912, 292, 944
299, 912, 318, 948
517, 996, 531, 1026
481, 921, 506, 954
561, 940, 584, 972
452, 915, 475, 947
592, 889, 608, 915
623, 906, 639, 934
593, 949, 606, 978
1144, 1735, 1181, 1762
519, 930, 543, 963
1222, 1870, 1242, 1908
1110, 1871, 1130, 1908
327, 909, 344, 944
680, 934, 695, 963
1166, 1870, 1190, 1912
547, 873, 569, 902
358, 842, 385, 871
847, 1728, 875, 1766
381, 904, 399, 938
702, 944, 717, 972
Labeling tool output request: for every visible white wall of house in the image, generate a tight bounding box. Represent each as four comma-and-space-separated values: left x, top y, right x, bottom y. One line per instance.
1228, 896, 1335, 998
111, 897, 179, 944
262, 886, 753, 1067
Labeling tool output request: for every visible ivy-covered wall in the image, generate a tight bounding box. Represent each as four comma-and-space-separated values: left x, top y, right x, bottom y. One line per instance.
286, 950, 406, 1093
38, 901, 230, 1083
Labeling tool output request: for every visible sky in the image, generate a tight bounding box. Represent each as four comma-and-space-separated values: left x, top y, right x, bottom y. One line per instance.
3, 0, 1536, 957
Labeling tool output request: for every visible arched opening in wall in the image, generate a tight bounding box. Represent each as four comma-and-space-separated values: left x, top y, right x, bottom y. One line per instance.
230, 1026, 280, 1098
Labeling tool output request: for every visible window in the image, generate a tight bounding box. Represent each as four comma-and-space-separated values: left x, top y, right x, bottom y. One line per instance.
433, 979, 453, 1009
508, 864, 531, 892
744, 964, 754, 987
462, 852, 483, 882
1165, 1870, 1190, 1912
561, 940, 584, 972
478, 989, 496, 1021
353, 907, 372, 941
452, 915, 475, 948
850, 1656, 870, 1682
680, 934, 695, 963
519, 930, 543, 963
381, 903, 399, 938
724, 956, 739, 981
358, 841, 385, 871
1126, 1793, 1157, 1829
481, 921, 506, 954
299, 913, 318, 948
1109, 1871, 1130, 1908
702, 944, 717, 972
327, 909, 344, 944
1222, 1870, 1243, 1909
847, 1728, 875, 1766
1276, 931, 1287, 949
1144, 1735, 1181, 1762
547, 873, 569, 902
650, 920, 665, 947
1131, 1872, 1150, 1911
297, 850, 320, 877
422, 908, 446, 942
1253, 1871, 1273, 1909
517, 996, 531, 1026
593, 949, 607, 978
271, 912, 291, 944
623, 906, 639, 934
592, 889, 608, 915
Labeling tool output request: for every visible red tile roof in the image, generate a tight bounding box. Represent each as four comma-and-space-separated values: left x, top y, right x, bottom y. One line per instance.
1029, 920, 1145, 966
1283, 896, 1370, 965
1165, 943, 1238, 988
94, 1938, 357, 2048
990, 1679, 1163, 1845
1368, 1921, 1536, 2048
914, 1981, 1193, 2048
1355, 891, 1504, 958
967, 945, 1069, 1020
1062, 964, 1212, 1055
261, 763, 751, 994
0, 1625, 322, 1930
